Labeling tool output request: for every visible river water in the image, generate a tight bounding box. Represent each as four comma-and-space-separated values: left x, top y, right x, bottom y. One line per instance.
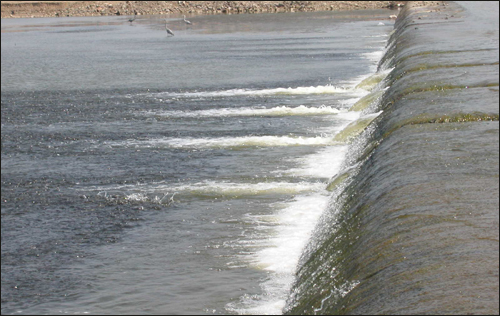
1, 10, 394, 314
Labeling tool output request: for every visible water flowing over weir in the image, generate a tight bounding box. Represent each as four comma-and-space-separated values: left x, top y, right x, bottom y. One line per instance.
1, 11, 403, 315
284, 1, 499, 315
1, 6, 497, 315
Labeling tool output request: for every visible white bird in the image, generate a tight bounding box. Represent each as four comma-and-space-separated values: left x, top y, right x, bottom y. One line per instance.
165, 20, 175, 36
183, 15, 192, 25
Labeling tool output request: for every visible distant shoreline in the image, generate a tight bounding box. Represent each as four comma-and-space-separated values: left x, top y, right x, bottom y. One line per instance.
0, 1, 418, 19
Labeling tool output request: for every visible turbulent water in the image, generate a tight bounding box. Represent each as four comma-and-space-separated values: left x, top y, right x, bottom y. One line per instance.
284, 2, 499, 315
1, 11, 394, 314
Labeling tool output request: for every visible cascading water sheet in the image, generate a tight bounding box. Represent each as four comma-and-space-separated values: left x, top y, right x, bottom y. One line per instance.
1, 10, 394, 315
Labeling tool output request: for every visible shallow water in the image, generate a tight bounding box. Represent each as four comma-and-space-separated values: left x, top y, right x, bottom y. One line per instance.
1, 10, 394, 315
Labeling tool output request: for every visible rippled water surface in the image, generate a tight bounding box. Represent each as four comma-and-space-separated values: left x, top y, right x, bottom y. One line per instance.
1, 10, 394, 314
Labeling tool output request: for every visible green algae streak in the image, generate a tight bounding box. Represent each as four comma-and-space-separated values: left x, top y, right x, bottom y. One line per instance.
355, 72, 388, 91
333, 116, 378, 142
349, 90, 385, 111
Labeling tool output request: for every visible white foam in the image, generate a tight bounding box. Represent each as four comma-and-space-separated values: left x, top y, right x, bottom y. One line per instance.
284, 145, 349, 179
139, 105, 342, 118
362, 51, 385, 65
144, 85, 355, 99
227, 192, 330, 315
87, 181, 325, 198
255, 193, 330, 273
105, 109, 361, 151
222, 73, 381, 315
104, 135, 340, 149
179, 181, 325, 197
361, 50, 386, 72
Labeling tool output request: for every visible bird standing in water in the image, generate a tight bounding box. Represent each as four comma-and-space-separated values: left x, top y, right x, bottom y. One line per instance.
165, 20, 175, 36
128, 14, 136, 23
183, 15, 192, 25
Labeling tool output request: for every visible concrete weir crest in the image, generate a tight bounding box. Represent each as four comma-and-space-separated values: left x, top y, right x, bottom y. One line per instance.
284, 1, 499, 315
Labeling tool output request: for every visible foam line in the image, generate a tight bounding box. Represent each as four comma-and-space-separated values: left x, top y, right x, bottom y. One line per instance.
139, 105, 342, 118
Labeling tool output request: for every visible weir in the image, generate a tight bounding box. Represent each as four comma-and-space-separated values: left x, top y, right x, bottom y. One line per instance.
285, 1, 499, 314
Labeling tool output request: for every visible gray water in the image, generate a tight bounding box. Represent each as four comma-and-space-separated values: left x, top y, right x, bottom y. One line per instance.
1, 10, 394, 315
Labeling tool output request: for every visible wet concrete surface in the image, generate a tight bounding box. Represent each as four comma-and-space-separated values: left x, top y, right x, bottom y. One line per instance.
286, 1, 499, 314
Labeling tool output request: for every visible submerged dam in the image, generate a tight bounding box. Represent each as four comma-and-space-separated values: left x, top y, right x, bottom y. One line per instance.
285, 1, 499, 314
